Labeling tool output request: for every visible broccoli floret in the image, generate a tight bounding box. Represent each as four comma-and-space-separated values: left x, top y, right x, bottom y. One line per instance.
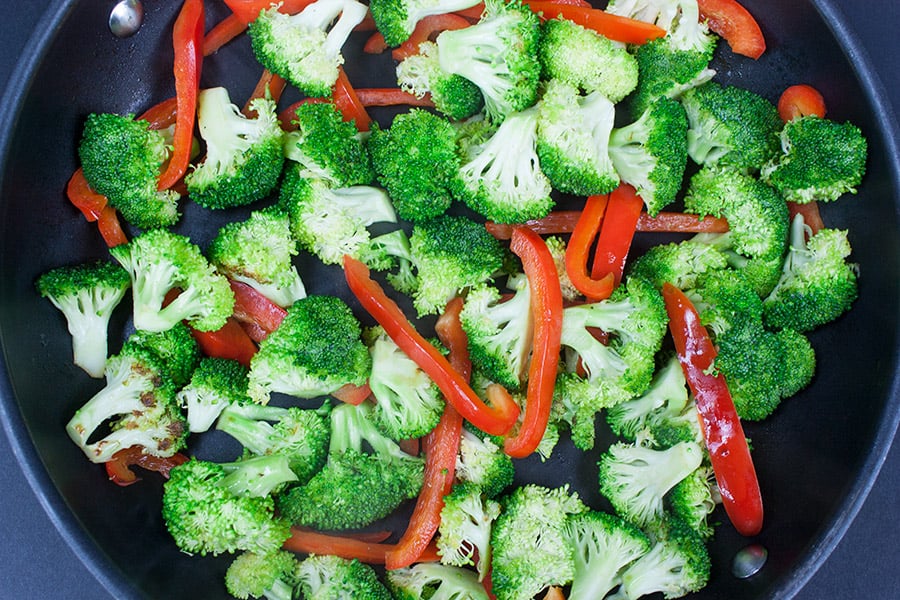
178, 357, 251, 433
109, 228, 235, 333
761, 115, 868, 203
459, 275, 533, 391
35, 260, 131, 378
387, 562, 490, 600
609, 96, 689, 215
276, 401, 424, 530
162, 456, 295, 556
297, 554, 392, 600
124, 322, 202, 389
681, 81, 783, 170
247, 295, 371, 404
563, 510, 652, 600
283, 100, 374, 187
437, 482, 501, 579
614, 514, 711, 599
225, 550, 301, 600
216, 403, 330, 484
762, 213, 859, 332
369, 109, 461, 222
535, 79, 620, 196
687, 268, 765, 337
537, 17, 638, 103
435, 0, 542, 123
628, 240, 729, 291
455, 427, 515, 499
185, 87, 284, 209
369, 0, 483, 46
77, 112, 180, 229
65, 342, 187, 463
607, 0, 714, 53
357, 229, 419, 295
490, 484, 588, 600
544, 236, 583, 303
366, 325, 445, 440
248, 0, 369, 97
667, 465, 717, 540
598, 440, 704, 529
209, 209, 307, 308
396, 41, 485, 121
279, 168, 397, 265
454, 106, 554, 223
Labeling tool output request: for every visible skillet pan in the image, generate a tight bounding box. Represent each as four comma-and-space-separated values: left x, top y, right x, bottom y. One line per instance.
1, 0, 898, 598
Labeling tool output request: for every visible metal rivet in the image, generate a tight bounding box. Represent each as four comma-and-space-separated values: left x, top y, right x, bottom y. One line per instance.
732, 544, 768, 579
109, 0, 144, 38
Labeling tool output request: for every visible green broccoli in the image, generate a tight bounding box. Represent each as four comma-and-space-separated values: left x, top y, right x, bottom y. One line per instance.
762, 213, 859, 332
544, 235, 583, 303
247, 295, 371, 404
366, 326, 444, 440
161, 456, 296, 556
437, 482, 501, 579
124, 322, 202, 389
368, 0, 483, 46
225, 550, 301, 600
455, 427, 515, 499
177, 357, 251, 433
282, 100, 374, 188
35, 260, 131, 378
686, 267, 765, 337
109, 228, 235, 333
357, 229, 419, 295
535, 79, 620, 197
608, 0, 715, 53
185, 87, 284, 209
761, 115, 868, 203
395, 41, 485, 121
563, 510, 652, 600
667, 464, 717, 540
208, 209, 307, 308
297, 554, 392, 600
387, 562, 490, 600
537, 17, 638, 103
248, 0, 369, 97
628, 239, 730, 291
368, 108, 461, 222
609, 96, 689, 215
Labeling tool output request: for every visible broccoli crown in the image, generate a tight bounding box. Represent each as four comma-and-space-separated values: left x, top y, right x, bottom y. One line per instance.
536, 80, 620, 197
435, 0, 542, 122
628, 36, 717, 119
598, 440, 704, 528
609, 96, 689, 215
297, 554, 392, 600
178, 356, 250, 434
437, 482, 502, 578
455, 427, 515, 499
366, 326, 445, 440
552, 371, 626, 451
387, 562, 490, 600
490, 484, 588, 600
408, 214, 506, 316
209, 209, 306, 308
358, 229, 419, 295
763, 214, 859, 331
125, 322, 202, 390
162, 457, 293, 556
684, 165, 789, 260
368, 109, 461, 222
225, 550, 301, 600
248, 295, 371, 403
284, 100, 374, 187
78, 112, 180, 229
454, 106, 554, 224
688, 268, 765, 338
667, 465, 717, 540
109, 228, 235, 332
772, 326, 816, 398
248, 0, 368, 97
185, 87, 285, 209
681, 81, 783, 170
35, 259, 131, 378
544, 235, 582, 303
459, 276, 533, 391
761, 115, 868, 203
537, 18, 638, 103
628, 239, 729, 291
279, 168, 397, 265
396, 41, 486, 121
369, 0, 483, 46
563, 510, 652, 600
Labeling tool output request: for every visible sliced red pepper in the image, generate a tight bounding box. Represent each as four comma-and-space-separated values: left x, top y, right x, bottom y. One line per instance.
96, 205, 129, 248
503, 227, 563, 458
662, 283, 763, 537
203, 13, 247, 55
283, 527, 441, 564
105, 446, 188, 486
157, 0, 204, 192
332, 382, 373, 405
590, 184, 645, 287
138, 96, 179, 131
525, 2, 666, 45
391, 13, 472, 61
66, 168, 106, 222
363, 31, 390, 54
354, 88, 437, 108
342, 255, 519, 436
564, 195, 616, 301
229, 280, 288, 337
224, 0, 316, 24
485, 210, 728, 239
435, 297, 472, 380
243, 70, 287, 117
787, 201, 825, 238
697, 0, 766, 59
333, 67, 373, 132
778, 84, 826, 122
189, 317, 258, 368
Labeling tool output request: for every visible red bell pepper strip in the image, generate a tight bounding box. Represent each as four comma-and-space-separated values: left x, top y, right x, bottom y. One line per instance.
283, 528, 441, 564
503, 227, 563, 458
138, 96, 179, 131
525, 2, 666, 45
157, 0, 204, 192
105, 446, 188, 486
564, 194, 616, 301
332, 382, 373, 405
391, 13, 472, 61
66, 168, 105, 222
787, 200, 825, 238
697, 0, 766, 59
778, 83, 826, 122
435, 297, 472, 380
333, 68, 373, 132
229, 280, 288, 337
224, 0, 316, 24
243, 69, 287, 116
486, 210, 728, 239
189, 317, 258, 368
590, 184, 645, 287
662, 283, 764, 537
363, 31, 390, 54
203, 13, 247, 55
354, 88, 436, 108
96, 205, 129, 248
343, 254, 519, 436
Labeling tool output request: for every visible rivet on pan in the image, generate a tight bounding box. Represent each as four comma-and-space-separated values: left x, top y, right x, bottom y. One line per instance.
732, 544, 768, 579
109, 0, 144, 38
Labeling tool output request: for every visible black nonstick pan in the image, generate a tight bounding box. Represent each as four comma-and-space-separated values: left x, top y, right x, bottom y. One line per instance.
1, 1, 898, 598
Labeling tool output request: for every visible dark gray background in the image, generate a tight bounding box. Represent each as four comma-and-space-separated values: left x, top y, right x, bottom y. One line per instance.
1, 1, 898, 598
